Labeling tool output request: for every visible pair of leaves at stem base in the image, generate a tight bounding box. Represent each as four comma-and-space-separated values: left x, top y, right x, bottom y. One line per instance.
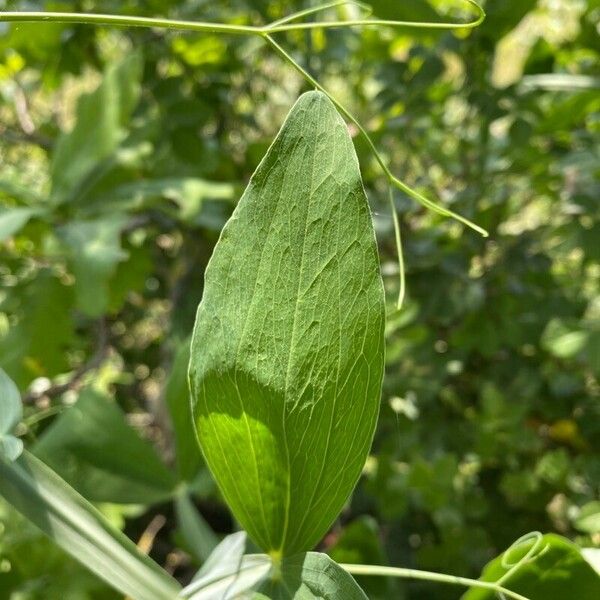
1, 444, 599, 600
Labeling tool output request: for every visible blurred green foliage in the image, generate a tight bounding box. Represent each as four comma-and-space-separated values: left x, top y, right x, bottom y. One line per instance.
0, 0, 598, 598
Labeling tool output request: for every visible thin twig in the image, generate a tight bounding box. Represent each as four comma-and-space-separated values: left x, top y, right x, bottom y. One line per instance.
23, 318, 109, 403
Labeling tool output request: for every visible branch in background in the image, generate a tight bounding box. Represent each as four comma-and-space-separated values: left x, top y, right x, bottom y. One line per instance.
0, 123, 52, 150
23, 318, 110, 403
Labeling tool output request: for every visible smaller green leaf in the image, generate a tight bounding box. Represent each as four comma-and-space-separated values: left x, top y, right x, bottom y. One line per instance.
182, 532, 271, 599
0, 368, 23, 461
462, 533, 600, 600
181, 536, 367, 600
259, 552, 368, 600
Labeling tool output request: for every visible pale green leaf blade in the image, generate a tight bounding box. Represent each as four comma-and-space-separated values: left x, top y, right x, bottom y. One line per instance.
258, 552, 368, 600
184, 554, 271, 600
0, 436, 23, 462
193, 531, 248, 582
583, 549, 600, 576
0, 367, 21, 435
0, 451, 181, 600
182, 532, 271, 599
189, 91, 385, 556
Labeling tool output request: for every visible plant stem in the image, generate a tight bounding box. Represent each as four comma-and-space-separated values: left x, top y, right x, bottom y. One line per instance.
340, 563, 530, 600
0, 1, 484, 35
389, 186, 406, 309
0, 11, 260, 35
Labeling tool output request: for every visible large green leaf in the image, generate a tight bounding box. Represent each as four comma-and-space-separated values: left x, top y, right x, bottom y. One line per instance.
462, 534, 600, 600
189, 91, 385, 556
50, 52, 142, 202
33, 388, 177, 504
0, 451, 181, 600
0, 368, 23, 461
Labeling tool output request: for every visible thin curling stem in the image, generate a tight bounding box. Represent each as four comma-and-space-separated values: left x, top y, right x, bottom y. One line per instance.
340, 563, 531, 600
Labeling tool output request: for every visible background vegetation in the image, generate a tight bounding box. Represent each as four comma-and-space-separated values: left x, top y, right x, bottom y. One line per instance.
0, 0, 598, 598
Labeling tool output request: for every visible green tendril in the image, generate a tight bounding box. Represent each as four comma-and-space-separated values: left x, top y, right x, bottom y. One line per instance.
496, 531, 549, 600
